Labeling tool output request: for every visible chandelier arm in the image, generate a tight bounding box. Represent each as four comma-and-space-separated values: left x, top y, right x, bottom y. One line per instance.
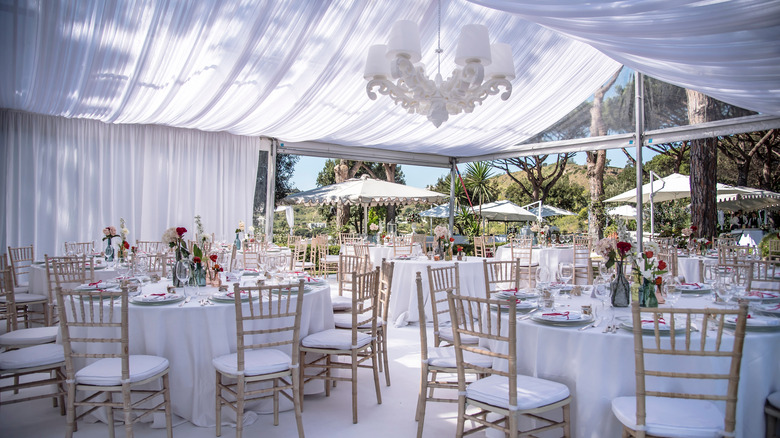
459, 78, 513, 113
393, 57, 438, 99
366, 79, 418, 112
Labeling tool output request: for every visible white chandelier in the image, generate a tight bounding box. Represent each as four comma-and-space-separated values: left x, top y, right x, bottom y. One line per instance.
364, 4, 515, 128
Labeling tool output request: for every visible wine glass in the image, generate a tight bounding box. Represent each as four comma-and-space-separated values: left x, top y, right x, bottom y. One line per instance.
663, 278, 682, 308
593, 277, 612, 321
557, 262, 573, 299
732, 266, 748, 299
535, 266, 551, 290
175, 261, 192, 297
598, 261, 614, 282
716, 278, 734, 307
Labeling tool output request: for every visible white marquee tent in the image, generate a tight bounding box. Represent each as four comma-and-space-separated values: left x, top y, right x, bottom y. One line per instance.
2, 0, 780, 254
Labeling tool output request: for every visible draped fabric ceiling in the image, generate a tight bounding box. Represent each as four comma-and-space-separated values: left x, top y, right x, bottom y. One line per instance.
2, 0, 778, 160
1, 0, 780, 253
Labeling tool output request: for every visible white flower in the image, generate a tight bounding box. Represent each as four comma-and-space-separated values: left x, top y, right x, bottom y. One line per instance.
644, 241, 660, 255
248, 225, 255, 234
238, 220, 245, 232
161, 227, 178, 246
433, 225, 449, 240
370, 223, 379, 231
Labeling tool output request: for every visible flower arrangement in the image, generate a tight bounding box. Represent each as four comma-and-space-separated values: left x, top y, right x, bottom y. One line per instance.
162, 227, 189, 260
434, 225, 455, 251
696, 237, 712, 253
102, 226, 118, 241
117, 218, 130, 260
681, 225, 697, 237
634, 241, 667, 285
235, 220, 245, 234
370, 223, 379, 232
594, 237, 634, 268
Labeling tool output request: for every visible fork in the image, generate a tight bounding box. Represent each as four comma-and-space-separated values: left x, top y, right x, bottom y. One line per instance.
579, 317, 602, 331
179, 296, 191, 307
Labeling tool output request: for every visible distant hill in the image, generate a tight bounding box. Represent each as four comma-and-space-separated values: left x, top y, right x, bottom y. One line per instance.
490, 163, 622, 198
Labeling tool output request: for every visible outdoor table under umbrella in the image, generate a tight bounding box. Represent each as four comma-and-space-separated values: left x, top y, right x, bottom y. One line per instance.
279, 175, 449, 234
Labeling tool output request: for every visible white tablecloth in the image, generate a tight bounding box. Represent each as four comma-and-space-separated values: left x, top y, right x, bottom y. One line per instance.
64, 280, 334, 427
484, 294, 780, 438
29, 261, 117, 295
388, 256, 485, 326
340, 244, 423, 269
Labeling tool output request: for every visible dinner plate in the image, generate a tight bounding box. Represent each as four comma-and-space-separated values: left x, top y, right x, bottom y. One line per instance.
210, 290, 258, 303
129, 293, 185, 306
616, 316, 688, 335
75, 280, 119, 291
78, 288, 122, 300
738, 290, 780, 303
269, 285, 313, 294
724, 314, 780, 332
490, 301, 537, 313
493, 290, 538, 301
531, 311, 593, 327
753, 303, 780, 317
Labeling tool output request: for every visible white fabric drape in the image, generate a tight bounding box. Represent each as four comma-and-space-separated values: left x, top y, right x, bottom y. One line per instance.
0, 0, 623, 157
0, 110, 259, 256
468, 0, 780, 116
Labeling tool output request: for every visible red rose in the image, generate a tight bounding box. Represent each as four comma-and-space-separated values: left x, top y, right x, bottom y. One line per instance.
616, 241, 632, 254
123, 241, 130, 249
658, 260, 667, 270
209, 254, 218, 262
645, 250, 653, 258
131, 246, 137, 253
655, 276, 663, 286
176, 227, 187, 236
691, 225, 698, 231
193, 256, 201, 264
449, 237, 455, 242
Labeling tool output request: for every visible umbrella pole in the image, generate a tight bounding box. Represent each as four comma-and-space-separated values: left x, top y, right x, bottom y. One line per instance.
364, 204, 368, 236
634, 72, 645, 250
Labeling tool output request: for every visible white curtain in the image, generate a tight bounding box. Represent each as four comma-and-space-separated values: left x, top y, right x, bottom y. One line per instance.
0, 110, 260, 257
468, 0, 780, 115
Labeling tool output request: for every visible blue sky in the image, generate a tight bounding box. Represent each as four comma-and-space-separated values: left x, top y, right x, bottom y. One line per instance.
289, 148, 649, 191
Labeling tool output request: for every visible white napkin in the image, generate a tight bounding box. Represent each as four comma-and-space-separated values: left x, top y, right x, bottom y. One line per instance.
540, 311, 581, 321
743, 290, 780, 300
133, 293, 178, 302
76, 280, 118, 290
726, 315, 780, 327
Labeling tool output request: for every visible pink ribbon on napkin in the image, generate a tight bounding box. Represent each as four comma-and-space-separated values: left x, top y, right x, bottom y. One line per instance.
747, 291, 778, 298
89, 280, 102, 286
766, 304, 780, 310
543, 311, 570, 320
500, 288, 518, 293
682, 283, 701, 288
641, 317, 666, 325
244, 268, 258, 272
150, 293, 166, 296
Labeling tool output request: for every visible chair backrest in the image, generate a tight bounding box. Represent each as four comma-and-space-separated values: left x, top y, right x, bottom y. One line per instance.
349, 268, 381, 342
243, 248, 261, 270
510, 244, 534, 267
747, 259, 780, 291
136, 240, 165, 254
1, 263, 16, 331
290, 241, 308, 271
339, 233, 363, 246
447, 290, 516, 392
426, 263, 461, 347
379, 259, 395, 324
145, 252, 168, 277
48, 254, 94, 288
7, 244, 34, 288
628, 301, 748, 435
231, 280, 305, 373
286, 235, 302, 248
482, 259, 521, 295
411, 234, 426, 249
572, 236, 593, 284
656, 243, 678, 277
338, 254, 369, 297
392, 241, 414, 257
229, 244, 238, 271
768, 240, 780, 261
514, 236, 533, 248
473, 236, 485, 258
64, 241, 95, 255
56, 285, 130, 383
718, 244, 755, 265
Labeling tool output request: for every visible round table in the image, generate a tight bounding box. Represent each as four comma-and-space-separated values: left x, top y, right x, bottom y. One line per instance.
388, 256, 486, 326
63, 279, 334, 427
484, 294, 780, 438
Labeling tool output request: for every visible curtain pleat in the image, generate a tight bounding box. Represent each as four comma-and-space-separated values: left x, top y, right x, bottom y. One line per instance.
0, 109, 259, 256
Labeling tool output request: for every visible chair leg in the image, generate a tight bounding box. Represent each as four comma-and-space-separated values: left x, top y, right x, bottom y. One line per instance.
122, 386, 134, 438
292, 370, 305, 438
352, 351, 358, 424
163, 373, 172, 438
65, 381, 77, 438
371, 344, 382, 406
562, 403, 571, 437
216, 371, 222, 437
106, 393, 115, 438
415, 366, 429, 438
236, 376, 245, 438
273, 378, 279, 426
381, 330, 391, 387
298, 351, 306, 412
455, 395, 466, 438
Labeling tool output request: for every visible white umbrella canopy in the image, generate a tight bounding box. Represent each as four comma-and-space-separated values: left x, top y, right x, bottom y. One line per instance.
605, 173, 743, 204
717, 187, 780, 212
280, 175, 448, 207
607, 205, 638, 220
528, 205, 575, 218
476, 200, 538, 222
419, 204, 452, 218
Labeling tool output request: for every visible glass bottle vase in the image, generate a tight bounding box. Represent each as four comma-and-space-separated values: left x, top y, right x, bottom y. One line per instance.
104, 238, 114, 262
639, 277, 658, 308
193, 263, 207, 287
234, 233, 242, 250
610, 260, 630, 307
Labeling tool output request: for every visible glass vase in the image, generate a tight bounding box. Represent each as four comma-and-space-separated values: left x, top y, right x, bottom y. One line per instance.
104, 238, 114, 262
234, 233, 242, 251
610, 260, 630, 307
194, 263, 206, 287
639, 277, 658, 308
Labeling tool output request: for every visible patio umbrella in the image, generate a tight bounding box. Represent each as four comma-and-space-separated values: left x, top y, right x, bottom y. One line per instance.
716, 187, 780, 212
280, 175, 448, 234
528, 204, 575, 218
476, 200, 538, 222
607, 205, 638, 220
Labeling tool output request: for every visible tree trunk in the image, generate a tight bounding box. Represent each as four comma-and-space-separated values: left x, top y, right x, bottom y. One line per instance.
335, 160, 350, 229
687, 90, 718, 238
586, 68, 620, 239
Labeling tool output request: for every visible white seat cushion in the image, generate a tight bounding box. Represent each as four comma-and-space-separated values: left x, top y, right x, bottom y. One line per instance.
324, 255, 339, 262
13, 286, 30, 294
439, 327, 479, 345
76, 355, 169, 386
0, 344, 64, 370
467, 375, 570, 411
0, 293, 48, 303
516, 262, 539, 267
333, 312, 383, 329
769, 391, 780, 409
331, 295, 352, 311
0, 326, 59, 346
213, 348, 292, 376
427, 346, 493, 369
611, 396, 725, 438
301, 329, 372, 350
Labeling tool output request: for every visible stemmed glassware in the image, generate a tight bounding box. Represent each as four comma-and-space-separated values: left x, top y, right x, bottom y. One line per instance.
175, 261, 192, 298
732, 266, 748, 299
598, 261, 614, 283
558, 262, 573, 299
663, 276, 682, 308
716, 274, 734, 307
535, 266, 551, 290
593, 277, 612, 321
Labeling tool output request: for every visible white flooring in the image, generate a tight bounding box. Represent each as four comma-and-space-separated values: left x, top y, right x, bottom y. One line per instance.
1, 321, 481, 438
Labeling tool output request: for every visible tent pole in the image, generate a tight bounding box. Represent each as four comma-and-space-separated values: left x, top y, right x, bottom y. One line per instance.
449, 159, 457, 235
364, 204, 369, 236
635, 72, 645, 251
264, 138, 278, 243
649, 171, 657, 237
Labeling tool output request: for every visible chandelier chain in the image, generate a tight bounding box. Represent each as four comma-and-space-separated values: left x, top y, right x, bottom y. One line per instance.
436, 0, 442, 76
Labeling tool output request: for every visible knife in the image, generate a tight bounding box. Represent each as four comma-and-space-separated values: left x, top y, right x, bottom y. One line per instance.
579, 317, 602, 331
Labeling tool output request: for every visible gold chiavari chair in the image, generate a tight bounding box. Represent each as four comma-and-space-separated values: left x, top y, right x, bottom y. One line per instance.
7, 244, 34, 293
572, 235, 593, 285
63, 241, 95, 255
473, 236, 486, 258
483, 259, 521, 296
56, 285, 173, 438
0, 252, 48, 329
612, 302, 748, 438
299, 268, 382, 424
214, 281, 305, 438
331, 254, 370, 312
448, 291, 571, 437
135, 240, 165, 254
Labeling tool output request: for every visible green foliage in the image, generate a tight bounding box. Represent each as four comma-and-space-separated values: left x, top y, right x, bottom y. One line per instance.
455, 206, 481, 237
275, 154, 300, 202
759, 232, 779, 259
545, 174, 588, 212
